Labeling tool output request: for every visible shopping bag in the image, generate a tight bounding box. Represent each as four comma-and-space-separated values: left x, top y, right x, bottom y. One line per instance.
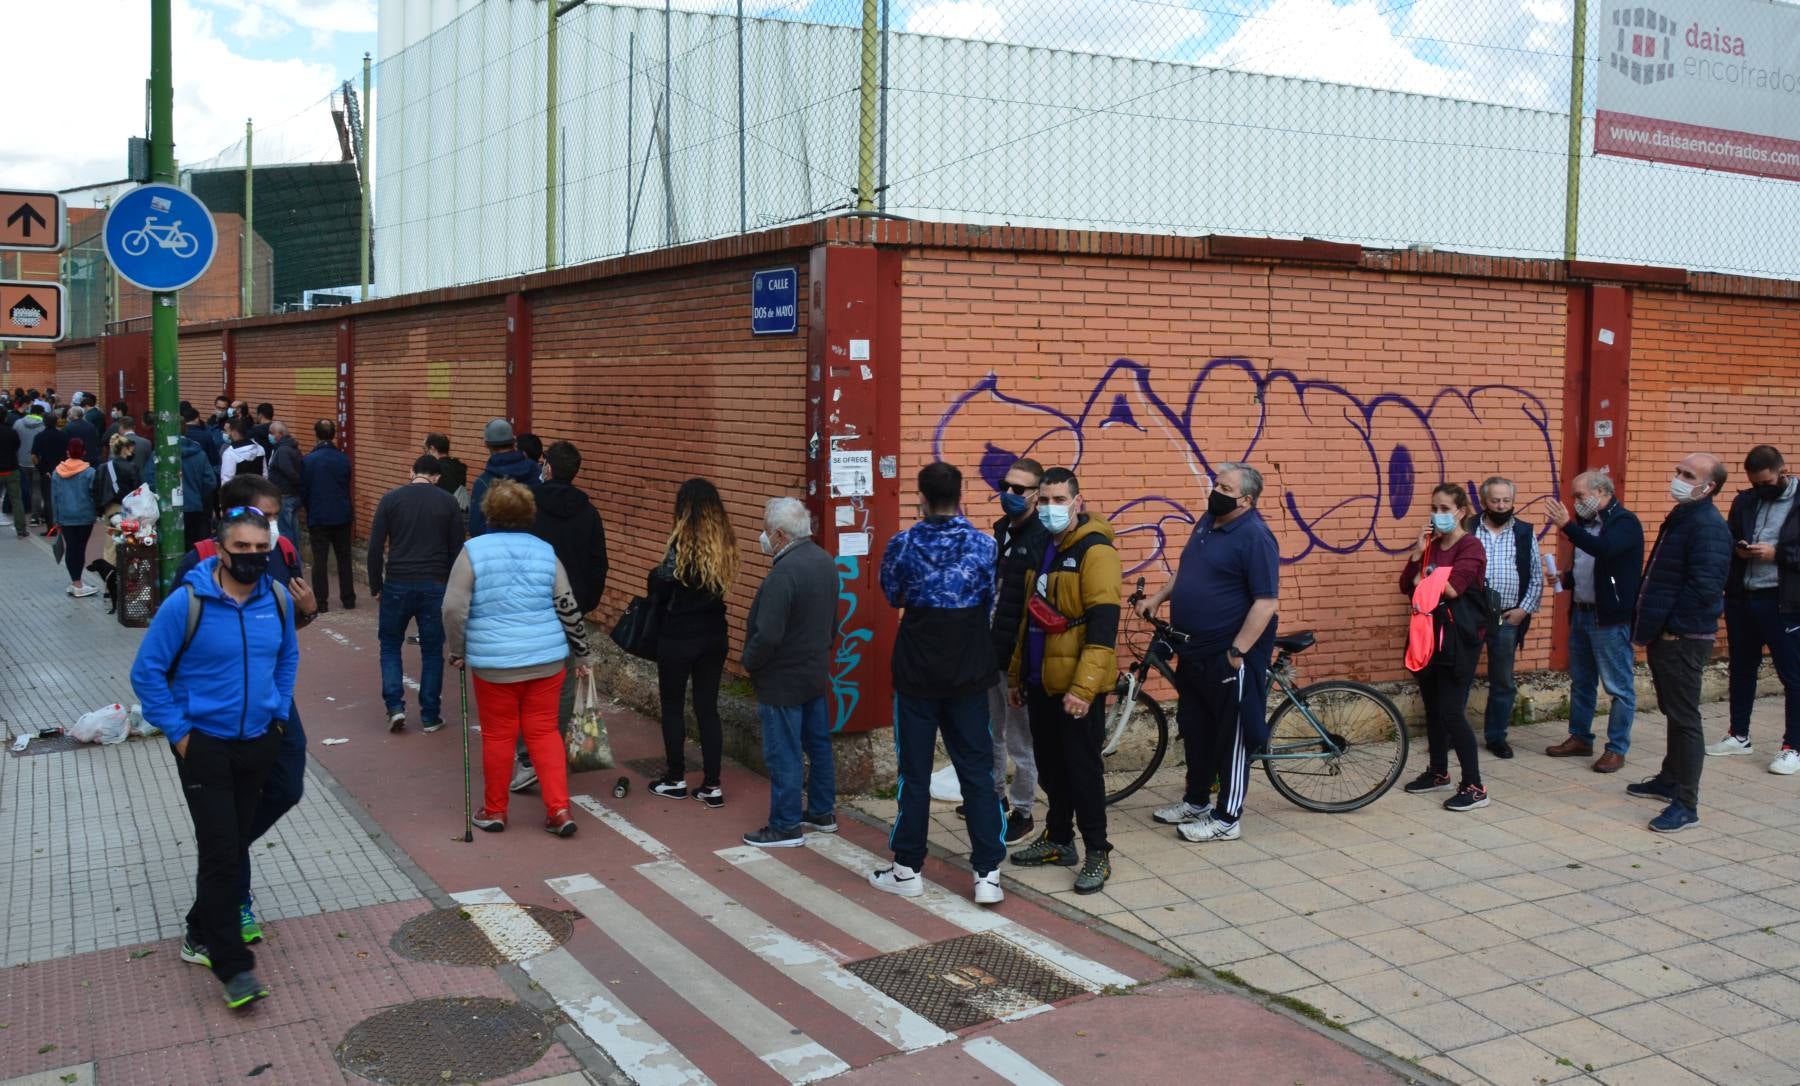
564, 671, 613, 772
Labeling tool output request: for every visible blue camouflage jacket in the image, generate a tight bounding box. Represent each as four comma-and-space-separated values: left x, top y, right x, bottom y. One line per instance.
880, 515, 998, 697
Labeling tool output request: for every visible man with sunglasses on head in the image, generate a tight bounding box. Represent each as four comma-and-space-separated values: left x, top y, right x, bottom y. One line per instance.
131, 503, 299, 1009
170, 474, 317, 954
983, 457, 1047, 844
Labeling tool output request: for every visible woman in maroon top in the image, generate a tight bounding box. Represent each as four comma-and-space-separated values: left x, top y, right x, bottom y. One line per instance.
1399, 483, 1491, 811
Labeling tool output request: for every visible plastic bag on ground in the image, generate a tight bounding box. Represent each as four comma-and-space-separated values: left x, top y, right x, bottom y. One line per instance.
127, 703, 160, 736
71, 703, 131, 744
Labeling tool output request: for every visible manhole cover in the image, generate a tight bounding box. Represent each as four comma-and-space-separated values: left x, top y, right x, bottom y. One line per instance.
622, 747, 702, 780
337, 996, 553, 1085
391, 904, 573, 966
8, 734, 85, 758
845, 931, 1084, 1031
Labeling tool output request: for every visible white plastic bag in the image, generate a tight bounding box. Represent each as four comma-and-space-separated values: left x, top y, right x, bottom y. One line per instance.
71, 703, 131, 745
121, 484, 160, 523
127, 703, 160, 737
929, 763, 963, 803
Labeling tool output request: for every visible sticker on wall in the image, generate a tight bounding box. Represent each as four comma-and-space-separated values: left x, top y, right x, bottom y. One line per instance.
859, 365, 873, 381
1597, 328, 1615, 346
849, 339, 870, 361
878, 455, 898, 479
838, 532, 870, 558
834, 505, 856, 527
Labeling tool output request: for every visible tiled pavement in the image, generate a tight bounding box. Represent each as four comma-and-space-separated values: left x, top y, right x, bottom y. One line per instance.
853, 696, 1800, 1086
0, 532, 420, 967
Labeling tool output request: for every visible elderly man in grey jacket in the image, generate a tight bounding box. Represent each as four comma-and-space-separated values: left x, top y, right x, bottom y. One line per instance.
740, 497, 841, 849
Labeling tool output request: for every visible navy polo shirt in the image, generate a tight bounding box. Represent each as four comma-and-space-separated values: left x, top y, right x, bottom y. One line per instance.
1168, 508, 1280, 656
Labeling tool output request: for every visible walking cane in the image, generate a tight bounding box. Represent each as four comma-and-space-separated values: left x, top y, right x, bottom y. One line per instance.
458, 666, 473, 843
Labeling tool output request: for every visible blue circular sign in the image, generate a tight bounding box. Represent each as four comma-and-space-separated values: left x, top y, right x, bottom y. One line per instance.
103, 183, 218, 293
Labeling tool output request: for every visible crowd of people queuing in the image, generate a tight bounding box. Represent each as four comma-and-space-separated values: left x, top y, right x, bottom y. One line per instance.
16, 377, 1792, 1014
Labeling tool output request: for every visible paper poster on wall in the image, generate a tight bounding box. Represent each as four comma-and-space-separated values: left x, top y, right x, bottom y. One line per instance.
829, 449, 874, 498
834, 505, 856, 527
838, 532, 870, 557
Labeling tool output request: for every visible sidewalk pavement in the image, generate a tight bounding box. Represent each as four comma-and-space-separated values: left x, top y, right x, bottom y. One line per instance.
853, 689, 1800, 1086
0, 531, 1408, 1086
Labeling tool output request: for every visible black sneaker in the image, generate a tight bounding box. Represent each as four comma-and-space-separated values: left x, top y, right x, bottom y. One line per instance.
1009, 834, 1079, 867
1403, 771, 1454, 794
743, 824, 805, 848
1443, 783, 1490, 811
650, 779, 689, 799
693, 785, 724, 809
1626, 776, 1679, 802
1003, 811, 1035, 845
1073, 850, 1111, 895
800, 811, 838, 834
1485, 740, 1514, 760
223, 972, 270, 1009
421, 720, 445, 734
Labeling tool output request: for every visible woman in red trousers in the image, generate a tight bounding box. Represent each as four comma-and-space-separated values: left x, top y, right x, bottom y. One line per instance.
444, 479, 592, 836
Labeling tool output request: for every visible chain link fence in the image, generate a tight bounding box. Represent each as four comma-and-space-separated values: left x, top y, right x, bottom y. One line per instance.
58, 0, 1800, 323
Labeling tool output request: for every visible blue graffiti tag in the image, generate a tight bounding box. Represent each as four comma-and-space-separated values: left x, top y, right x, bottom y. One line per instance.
935, 357, 1560, 573
831, 556, 876, 733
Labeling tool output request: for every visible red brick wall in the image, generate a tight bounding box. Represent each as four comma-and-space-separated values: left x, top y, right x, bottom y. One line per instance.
55, 343, 98, 403
530, 255, 811, 633
351, 301, 508, 540
178, 332, 225, 408
1627, 290, 1800, 551
913, 251, 1568, 682
233, 323, 339, 445
2, 347, 57, 393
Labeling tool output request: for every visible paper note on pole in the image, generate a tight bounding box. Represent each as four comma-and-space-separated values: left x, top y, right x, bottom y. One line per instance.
829, 450, 874, 498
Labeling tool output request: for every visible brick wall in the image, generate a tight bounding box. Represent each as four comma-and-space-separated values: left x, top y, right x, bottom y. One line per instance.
178, 332, 225, 408
530, 255, 811, 635
55, 343, 98, 402
1627, 290, 1800, 552
2, 347, 57, 393
911, 251, 1568, 683
351, 301, 507, 540
234, 323, 339, 447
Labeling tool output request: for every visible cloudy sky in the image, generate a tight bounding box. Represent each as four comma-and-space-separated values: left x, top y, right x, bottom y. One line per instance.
2, 0, 375, 194
6, 0, 1584, 195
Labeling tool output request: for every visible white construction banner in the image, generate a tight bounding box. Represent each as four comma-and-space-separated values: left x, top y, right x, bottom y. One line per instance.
1596, 0, 1800, 182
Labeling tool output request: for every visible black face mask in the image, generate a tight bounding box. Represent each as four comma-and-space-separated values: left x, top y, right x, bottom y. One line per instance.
1484, 509, 1510, 527
1756, 480, 1788, 502
1207, 489, 1240, 520
224, 550, 272, 585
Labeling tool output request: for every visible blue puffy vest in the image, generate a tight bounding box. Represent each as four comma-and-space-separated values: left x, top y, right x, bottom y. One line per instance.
463, 532, 567, 669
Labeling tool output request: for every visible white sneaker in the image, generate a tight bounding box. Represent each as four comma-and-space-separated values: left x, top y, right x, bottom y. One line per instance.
509, 764, 538, 793
1770, 748, 1800, 776
1152, 801, 1211, 825
1706, 734, 1754, 756
973, 869, 1004, 906
869, 862, 924, 898
1177, 815, 1242, 843
70, 584, 98, 599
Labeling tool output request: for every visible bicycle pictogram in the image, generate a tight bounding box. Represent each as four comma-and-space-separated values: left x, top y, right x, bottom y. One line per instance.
120, 216, 200, 259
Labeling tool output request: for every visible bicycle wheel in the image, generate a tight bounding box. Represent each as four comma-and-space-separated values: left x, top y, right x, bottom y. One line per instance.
121, 230, 149, 257
1099, 686, 1169, 804
172, 231, 199, 258
1262, 680, 1407, 813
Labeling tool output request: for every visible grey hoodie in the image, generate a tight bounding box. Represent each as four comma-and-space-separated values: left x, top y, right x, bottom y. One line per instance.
12, 415, 44, 464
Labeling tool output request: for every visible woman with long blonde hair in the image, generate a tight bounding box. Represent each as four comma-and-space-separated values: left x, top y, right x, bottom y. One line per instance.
651, 478, 739, 806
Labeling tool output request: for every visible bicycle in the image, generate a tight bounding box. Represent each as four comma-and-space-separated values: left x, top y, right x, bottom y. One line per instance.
121, 217, 200, 259
1099, 578, 1409, 813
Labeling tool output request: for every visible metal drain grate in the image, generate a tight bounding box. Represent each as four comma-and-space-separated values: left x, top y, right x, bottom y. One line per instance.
390, 904, 573, 966
622, 747, 703, 781
845, 931, 1084, 1031
336, 996, 554, 1085
8, 734, 86, 758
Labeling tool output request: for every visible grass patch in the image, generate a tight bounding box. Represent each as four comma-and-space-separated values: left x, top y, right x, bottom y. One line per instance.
1166, 962, 1199, 980
1269, 993, 1347, 1031
1211, 967, 1246, 988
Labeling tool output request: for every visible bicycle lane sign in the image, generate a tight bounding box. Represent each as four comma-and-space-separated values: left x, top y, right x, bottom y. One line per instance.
103, 183, 218, 293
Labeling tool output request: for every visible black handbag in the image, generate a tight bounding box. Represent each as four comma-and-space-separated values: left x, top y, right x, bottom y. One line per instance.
610, 550, 675, 661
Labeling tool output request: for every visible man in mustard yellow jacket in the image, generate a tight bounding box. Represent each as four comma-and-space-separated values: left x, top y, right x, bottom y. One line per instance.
1008, 467, 1121, 894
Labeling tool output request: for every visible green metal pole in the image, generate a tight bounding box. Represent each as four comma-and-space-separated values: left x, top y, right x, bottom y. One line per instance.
151, 0, 183, 586
361, 52, 372, 301
545, 0, 559, 271
856, 0, 878, 212
1563, 0, 1588, 263
242, 119, 253, 316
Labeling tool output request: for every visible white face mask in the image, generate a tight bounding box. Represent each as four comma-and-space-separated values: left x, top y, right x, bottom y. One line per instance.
1574, 495, 1602, 520
758, 530, 774, 555
1669, 476, 1699, 502
267, 520, 281, 546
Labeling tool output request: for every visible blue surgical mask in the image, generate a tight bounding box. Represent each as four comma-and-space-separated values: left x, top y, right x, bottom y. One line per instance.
1038, 504, 1071, 535
999, 491, 1029, 517
1431, 512, 1457, 534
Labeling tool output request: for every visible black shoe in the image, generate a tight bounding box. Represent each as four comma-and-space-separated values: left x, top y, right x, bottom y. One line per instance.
650, 778, 689, 799
342, 599, 357, 610
1003, 811, 1035, 845
800, 810, 838, 834
1073, 850, 1111, 894
1626, 776, 1679, 802
1403, 771, 1453, 794
693, 785, 724, 809
1443, 783, 1490, 811
222, 972, 270, 1009
1009, 834, 1079, 867
1485, 740, 1514, 760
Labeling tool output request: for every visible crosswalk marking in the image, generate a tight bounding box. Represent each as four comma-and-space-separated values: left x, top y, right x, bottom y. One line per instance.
716, 845, 923, 954
803, 834, 1137, 992
636, 859, 955, 1052
571, 794, 672, 858
549, 872, 851, 1084
962, 1037, 1065, 1085
450, 888, 711, 1086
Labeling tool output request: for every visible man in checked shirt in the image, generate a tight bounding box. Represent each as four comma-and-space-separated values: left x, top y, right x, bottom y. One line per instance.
1470, 476, 1545, 761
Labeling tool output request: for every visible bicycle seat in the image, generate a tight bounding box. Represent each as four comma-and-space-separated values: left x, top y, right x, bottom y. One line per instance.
1274, 630, 1315, 655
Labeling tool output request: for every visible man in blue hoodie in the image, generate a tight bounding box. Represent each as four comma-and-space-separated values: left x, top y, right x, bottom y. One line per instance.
130, 505, 299, 1009
467, 418, 540, 537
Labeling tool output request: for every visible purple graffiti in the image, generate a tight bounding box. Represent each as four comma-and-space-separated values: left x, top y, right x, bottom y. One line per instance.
934, 357, 1560, 573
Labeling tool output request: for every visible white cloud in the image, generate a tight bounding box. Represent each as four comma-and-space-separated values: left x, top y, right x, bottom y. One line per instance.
0, 0, 343, 193
200, 0, 376, 41
902, 0, 1209, 60
1200, 0, 1454, 96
